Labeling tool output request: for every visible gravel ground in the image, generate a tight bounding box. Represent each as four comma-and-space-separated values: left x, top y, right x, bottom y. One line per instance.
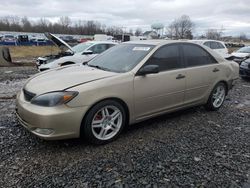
0, 67, 249, 188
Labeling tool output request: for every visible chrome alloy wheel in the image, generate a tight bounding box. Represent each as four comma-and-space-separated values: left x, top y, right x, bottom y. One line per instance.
91, 105, 122, 140
212, 85, 226, 108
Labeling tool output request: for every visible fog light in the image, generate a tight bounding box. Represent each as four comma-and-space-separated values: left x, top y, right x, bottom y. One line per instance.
34, 128, 54, 135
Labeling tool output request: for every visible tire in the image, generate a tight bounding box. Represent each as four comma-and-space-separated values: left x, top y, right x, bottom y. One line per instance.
81, 100, 126, 145
205, 82, 227, 111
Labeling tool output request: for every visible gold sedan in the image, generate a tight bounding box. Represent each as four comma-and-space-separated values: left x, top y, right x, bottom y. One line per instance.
16, 40, 239, 144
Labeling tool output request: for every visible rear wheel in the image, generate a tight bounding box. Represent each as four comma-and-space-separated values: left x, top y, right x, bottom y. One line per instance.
81, 100, 126, 145
205, 82, 227, 111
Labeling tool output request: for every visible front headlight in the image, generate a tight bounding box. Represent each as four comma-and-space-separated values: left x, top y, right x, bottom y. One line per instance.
31, 91, 78, 107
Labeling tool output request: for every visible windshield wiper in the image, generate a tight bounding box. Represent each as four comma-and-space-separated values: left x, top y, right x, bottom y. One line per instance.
87, 64, 111, 72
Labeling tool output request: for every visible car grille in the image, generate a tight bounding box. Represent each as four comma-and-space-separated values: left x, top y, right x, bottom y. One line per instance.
23, 89, 36, 101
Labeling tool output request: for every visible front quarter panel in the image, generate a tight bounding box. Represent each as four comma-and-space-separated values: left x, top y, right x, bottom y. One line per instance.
66, 72, 135, 123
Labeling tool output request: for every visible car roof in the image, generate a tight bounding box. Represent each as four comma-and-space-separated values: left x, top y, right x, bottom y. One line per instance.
124, 39, 213, 46
191, 39, 225, 43
125, 40, 169, 45
124, 40, 226, 61
88, 41, 117, 44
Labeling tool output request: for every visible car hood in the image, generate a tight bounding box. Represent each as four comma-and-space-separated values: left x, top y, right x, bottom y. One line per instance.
45, 33, 74, 54
38, 53, 97, 69
231, 52, 250, 58
24, 65, 118, 95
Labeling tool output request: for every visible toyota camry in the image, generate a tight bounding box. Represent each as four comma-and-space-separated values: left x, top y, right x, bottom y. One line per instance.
16, 40, 239, 144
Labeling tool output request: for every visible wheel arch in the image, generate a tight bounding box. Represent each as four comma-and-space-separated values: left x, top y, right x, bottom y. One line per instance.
80, 97, 130, 137
217, 80, 229, 95
205, 80, 229, 104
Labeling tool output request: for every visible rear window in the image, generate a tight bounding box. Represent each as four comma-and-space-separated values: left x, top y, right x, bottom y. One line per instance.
210, 42, 225, 49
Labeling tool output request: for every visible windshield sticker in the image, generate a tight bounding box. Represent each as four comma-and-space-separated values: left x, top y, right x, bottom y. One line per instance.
132, 47, 151, 51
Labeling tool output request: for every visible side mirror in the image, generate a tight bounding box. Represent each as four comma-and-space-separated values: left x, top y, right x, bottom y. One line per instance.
82, 50, 93, 55
137, 65, 159, 76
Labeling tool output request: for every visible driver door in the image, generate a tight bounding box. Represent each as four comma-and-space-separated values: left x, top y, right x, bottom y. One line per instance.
133, 44, 186, 120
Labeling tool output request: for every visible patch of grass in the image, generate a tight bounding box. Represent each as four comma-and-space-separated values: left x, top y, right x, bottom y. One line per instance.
228, 47, 239, 54
8, 46, 60, 59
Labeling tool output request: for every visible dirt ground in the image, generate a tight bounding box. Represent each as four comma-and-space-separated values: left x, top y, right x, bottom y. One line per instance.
0, 66, 249, 187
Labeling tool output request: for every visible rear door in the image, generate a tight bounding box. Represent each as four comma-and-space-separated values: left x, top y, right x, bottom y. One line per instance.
134, 44, 186, 119
181, 43, 220, 105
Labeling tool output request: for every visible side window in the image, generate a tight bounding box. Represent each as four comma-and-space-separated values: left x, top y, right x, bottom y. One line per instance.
216, 42, 225, 49
203, 41, 211, 48
89, 44, 109, 54
182, 44, 217, 67
210, 42, 219, 49
144, 44, 182, 72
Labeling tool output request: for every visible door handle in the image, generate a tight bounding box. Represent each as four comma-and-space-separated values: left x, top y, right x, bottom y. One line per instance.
213, 68, 220, 72
176, 74, 185, 79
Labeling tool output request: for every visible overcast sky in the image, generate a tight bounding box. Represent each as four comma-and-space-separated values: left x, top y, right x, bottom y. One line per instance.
0, 0, 250, 36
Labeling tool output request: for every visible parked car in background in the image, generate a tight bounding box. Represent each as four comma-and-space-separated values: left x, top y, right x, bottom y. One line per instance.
78, 38, 91, 43
225, 43, 245, 48
239, 57, 250, 78
16, 40, 239, 144
190, 40, 229, 57
2, 34, 16, 42
0, 34, 17, 45
231, 46, 250, 58
17, 35, 29, 43
59, 35, 78, 44
37, 33, 117, 71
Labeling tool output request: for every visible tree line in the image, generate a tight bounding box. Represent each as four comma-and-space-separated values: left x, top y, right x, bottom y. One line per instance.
0, 16, 124, 36
0, 15, 195, 39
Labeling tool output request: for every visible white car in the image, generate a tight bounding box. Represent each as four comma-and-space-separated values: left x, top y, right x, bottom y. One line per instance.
190, 40, 229, 57
37, 33, 117, 71
231, 46, 250, 58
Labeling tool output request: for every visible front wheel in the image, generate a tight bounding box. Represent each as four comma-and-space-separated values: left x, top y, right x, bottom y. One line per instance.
81, 100, 126, 145
205, 82, 227, 111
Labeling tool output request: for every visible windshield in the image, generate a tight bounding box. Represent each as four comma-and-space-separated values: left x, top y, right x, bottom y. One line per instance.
236, 47, 250, 53
70, 42, 93, 53
88, 43, 155, 73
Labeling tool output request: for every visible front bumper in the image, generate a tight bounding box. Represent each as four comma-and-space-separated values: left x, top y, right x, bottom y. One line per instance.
239, 67, 250, 77
16, 91, 89, 140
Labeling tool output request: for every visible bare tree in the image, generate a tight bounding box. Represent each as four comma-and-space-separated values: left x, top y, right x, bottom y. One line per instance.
239, 32, 247, 41
21, 16, 32, 32
135, 28, 142, 36
59, 16, 71, 28
167, 15, 194, 39
129, 28, 134, 35
205, 29, 222, 40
